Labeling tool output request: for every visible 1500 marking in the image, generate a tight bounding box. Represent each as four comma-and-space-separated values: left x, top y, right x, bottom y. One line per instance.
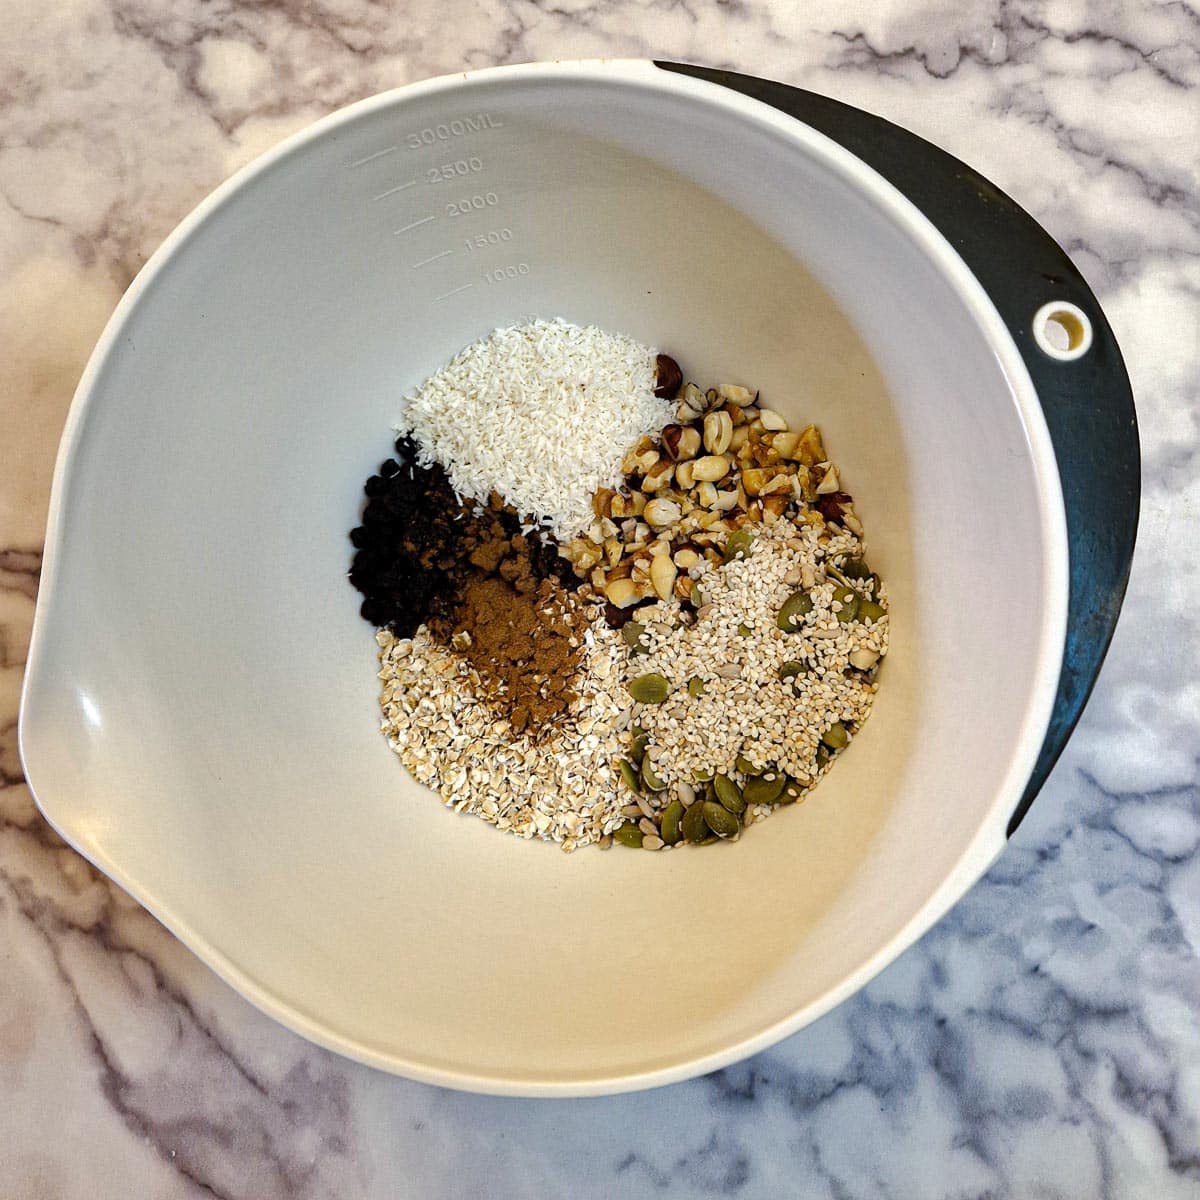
463, 228, 513, 251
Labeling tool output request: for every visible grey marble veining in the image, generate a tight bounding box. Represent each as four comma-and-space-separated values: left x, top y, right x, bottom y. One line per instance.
2, 1, 1199, 1196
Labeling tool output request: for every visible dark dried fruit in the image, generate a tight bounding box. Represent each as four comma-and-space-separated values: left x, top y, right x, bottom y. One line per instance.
815, 491, 853, 526
604, 601, 636, 629
348, 435, 576, 638
654, 353, 683, 400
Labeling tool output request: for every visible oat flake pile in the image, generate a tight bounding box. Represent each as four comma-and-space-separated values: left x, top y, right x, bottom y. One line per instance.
349, 318, 889, 852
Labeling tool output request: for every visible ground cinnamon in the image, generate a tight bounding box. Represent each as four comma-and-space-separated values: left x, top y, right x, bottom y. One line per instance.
443, 569, 586, 735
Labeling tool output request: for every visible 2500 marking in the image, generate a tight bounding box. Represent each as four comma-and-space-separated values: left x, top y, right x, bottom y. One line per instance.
426, 157, 483, 184
445, 192, 499, 216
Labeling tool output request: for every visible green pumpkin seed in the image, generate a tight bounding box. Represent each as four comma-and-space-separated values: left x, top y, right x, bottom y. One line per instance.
821, 721, 849, 750
778, 777, 804, 805
735, 754, 762, 776
858, 599, 886, 624
660, 800, 684, 845
621, 621, 649, 653
693, 766, 714, 783
641, 757, 667, 792
841, 558, 872, 580
687, 676, 706, 698
618, 759, 641, 793
714, 774, 745, 814
777, 590, 814, 631
682, 799, 709, 843
628, 673, 670, 704
702, 800, 740, 839
737, 623, 753, 638
778, 661, 807, 682
614, 822, 644, 847
723, 528, 755, 562
825, 564, 850, 586
628, 730, 649, 765
832, 585, 860, 623
743, 772, 787, 805
815, 744, 832, 769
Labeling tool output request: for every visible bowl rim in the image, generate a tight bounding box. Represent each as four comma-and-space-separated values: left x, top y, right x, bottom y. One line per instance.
19, 59, 1069, 1096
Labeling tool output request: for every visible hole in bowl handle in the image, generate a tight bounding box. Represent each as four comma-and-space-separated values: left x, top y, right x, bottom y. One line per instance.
655, 62, 1140, 836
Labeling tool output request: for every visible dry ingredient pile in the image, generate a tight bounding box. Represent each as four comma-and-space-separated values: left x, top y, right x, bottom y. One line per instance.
350, 319, 889, 852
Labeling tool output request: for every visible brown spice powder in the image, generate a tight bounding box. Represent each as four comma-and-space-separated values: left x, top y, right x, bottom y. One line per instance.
444, 571, 587, 735
420, 500, 589, 736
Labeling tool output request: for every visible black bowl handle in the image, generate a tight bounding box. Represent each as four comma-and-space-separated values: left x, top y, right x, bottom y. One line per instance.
655, 62, 1140, 835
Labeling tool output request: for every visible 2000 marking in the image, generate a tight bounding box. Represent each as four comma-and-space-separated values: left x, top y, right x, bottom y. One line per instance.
483, 263, 530, 283
445, 192, 499, 216
463, 227, 513, 251
426, 157, 483, 183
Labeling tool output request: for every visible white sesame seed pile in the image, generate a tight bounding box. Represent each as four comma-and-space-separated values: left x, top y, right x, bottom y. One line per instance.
375, 597, 632, 852
620, 519, 888, 819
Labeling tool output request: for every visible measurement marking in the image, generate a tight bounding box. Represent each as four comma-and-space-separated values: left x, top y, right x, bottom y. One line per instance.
434, 282, 473, 302
393, 214, 438, 236
412, 249, 454, 269
372, 179, 418, 201
350, 146, 398, 168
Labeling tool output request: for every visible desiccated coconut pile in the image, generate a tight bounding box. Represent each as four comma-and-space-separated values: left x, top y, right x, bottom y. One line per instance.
401, 319, 670, 542
350, 321, 889, 852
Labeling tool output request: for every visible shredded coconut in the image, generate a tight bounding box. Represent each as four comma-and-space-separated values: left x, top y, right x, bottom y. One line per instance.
400, 319, 670, 541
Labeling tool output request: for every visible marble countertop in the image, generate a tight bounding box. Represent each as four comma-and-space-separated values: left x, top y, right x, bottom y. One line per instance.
3, 2, 1198, 1196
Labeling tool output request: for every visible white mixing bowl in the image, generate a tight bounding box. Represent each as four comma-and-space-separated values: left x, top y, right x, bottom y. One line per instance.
20, 61, 1137, 1094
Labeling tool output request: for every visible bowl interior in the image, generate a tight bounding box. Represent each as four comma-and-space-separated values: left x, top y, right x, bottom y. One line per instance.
21, 66, 1063, 1092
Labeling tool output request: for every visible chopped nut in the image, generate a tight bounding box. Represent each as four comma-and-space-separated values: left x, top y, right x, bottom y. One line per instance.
610, 493, 630, 519
815, 465, 841, 494
592, 487, 617, 519
641, 459, 675, 493
696, 480, 719, 507
798, 424, 825, 466
603, 536, 623, 566
717, 384, 755, 406
673, 546, 702, 570
568, 538, 602, 572
644, 498, 682, 528
675, 460, 696, 489
676, 426, 702, 459
771, 430, 801, 459
660, 424, 684, 460
606, 577, 640, 608
650, 553, 678, 601
703, 410, 733, 455
759, 473, 793, 497
678, 382, 707, 419
849, 647, 880, 670
712, 489, 740, 512
693, 455, 731, 482
759, 408, 789, 432
741, 467, 772, 496
654, 353, 683, 399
